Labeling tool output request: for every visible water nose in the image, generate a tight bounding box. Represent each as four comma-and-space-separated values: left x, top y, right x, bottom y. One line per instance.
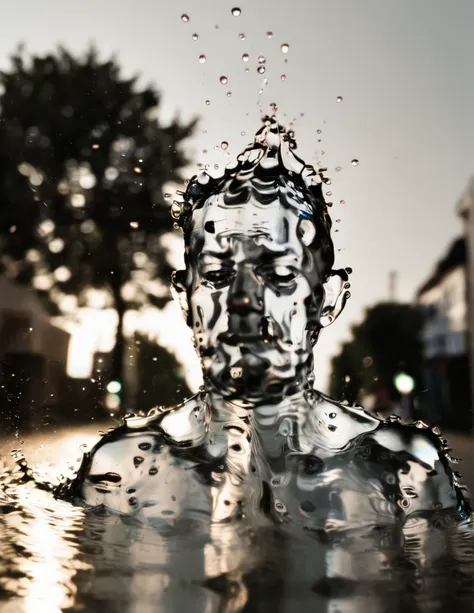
228, 265, 264, 315
229, 292, 252, 314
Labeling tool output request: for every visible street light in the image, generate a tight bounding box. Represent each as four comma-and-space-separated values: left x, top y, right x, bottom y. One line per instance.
394, 372, 415, 395
394, 372, 415, 421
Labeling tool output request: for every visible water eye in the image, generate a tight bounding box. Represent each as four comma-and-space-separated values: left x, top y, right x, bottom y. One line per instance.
201, 267, 235, 288
263, 265, 298, 287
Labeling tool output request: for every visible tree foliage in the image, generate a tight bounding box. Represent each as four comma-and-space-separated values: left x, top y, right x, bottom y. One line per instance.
329, 302, 424, 410
0, 45, 196, 399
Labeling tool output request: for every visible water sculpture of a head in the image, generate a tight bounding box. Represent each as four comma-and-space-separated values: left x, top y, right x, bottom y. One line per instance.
171, 116, 349, 405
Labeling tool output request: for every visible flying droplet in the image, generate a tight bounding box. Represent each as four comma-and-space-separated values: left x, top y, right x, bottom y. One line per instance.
340, 199, 345, 205
221, 141, 229, 150
226, 91, 232, 97
181, 14, 189, 22
280, 43, 289, 53
205, 99, 210, 106
351, 159, 359, 166
258, 56, 266, 64
242, 53, 249, 62
241, 131, 246, 136
164, 193, 171, 199
257, 65, 266, 74
231, 7, 241, 16
280, 74, 286, 81
336, 96, 343, 103
220, 76, 228, 84
239, 33, 246, 40
192, 33, 198, 40
266, 31, 273, 38
198, 54, 206, 63
335, 166, 343, 172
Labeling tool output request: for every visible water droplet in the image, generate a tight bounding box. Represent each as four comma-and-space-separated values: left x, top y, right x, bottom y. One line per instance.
221, 141, 229, 150
198, 54, 206, 63
242, 53, 249, 62
214, 164, 219, 169
241, 131, 246, 136
258, 56, 266, 64
258, 88, 264, 95
351, 159, 359, 166
239, 33, 246, 40
280, 74, 286, 81
336, 96, 343, 103
266, 31, 273, 38
280, 43, 289, 53
257, 65, 266, 74
205, 99, 210, 106
220, 76, 228, 84
231, 7, 241, 16
192, 33, 198, 40
335, 166, 343, 172
164, 193, 171, 199
226, 91, 232, 97
340, 199, 345, 205
181, 13, 189, 22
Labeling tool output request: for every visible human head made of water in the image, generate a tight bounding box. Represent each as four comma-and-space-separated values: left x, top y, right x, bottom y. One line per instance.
172, 117, 349, 404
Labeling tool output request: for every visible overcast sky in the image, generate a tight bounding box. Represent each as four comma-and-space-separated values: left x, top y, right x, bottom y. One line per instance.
1, 0, 473, 390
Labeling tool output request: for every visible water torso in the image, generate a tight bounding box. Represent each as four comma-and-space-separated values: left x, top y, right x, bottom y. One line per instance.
75, 391, 470, 529
2, 393, 473, 613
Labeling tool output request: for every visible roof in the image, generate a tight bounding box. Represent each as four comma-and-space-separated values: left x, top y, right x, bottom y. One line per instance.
416, 236, 466, 297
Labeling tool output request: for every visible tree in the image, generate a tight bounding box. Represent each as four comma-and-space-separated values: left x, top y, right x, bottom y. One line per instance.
0, 46, 196, 407
329, 302, 424, 413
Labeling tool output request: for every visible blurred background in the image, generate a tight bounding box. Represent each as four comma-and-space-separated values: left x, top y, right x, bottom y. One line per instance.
0, 0, 473, 437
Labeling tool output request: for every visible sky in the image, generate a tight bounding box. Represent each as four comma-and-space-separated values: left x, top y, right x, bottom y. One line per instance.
1, 0, 473, 391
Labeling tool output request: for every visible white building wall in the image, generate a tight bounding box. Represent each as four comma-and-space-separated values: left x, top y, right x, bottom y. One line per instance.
418, 266, 467, 359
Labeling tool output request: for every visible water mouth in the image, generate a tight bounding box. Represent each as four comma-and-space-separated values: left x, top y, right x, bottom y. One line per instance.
218, 332, 278, 346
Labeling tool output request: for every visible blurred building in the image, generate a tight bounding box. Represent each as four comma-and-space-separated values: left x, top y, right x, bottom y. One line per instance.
457, 176, 474, 432
416, 189, 474, 431
0, 275, 70, 430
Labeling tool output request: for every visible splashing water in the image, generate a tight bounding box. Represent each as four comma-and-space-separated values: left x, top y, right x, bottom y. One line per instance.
2, 117, 473, 613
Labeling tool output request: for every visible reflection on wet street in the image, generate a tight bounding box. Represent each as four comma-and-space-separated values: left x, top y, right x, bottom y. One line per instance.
0, 424, 473, 613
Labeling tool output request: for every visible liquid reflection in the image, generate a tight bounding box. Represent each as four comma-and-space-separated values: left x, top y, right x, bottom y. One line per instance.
0, 469, 89, 612
1, 444, 473, 612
